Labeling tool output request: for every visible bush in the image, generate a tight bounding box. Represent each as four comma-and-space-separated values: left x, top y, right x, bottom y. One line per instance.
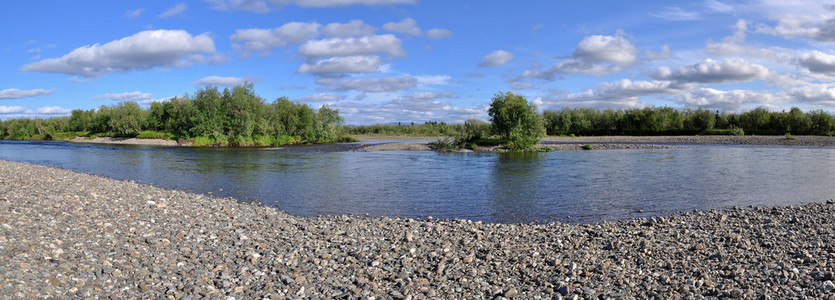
582, 144, 593, 150
730, 126, 744, 136
137, 130, 174, 140
785, 133, 797, 140
487, 92, 545, 151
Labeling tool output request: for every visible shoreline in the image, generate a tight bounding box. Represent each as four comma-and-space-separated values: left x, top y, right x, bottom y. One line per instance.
1, 159, 834, 298
58, 135, 835, 152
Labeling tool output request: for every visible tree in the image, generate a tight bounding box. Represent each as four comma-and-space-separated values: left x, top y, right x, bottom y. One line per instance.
487, 92, 546, 150
109, 101, 148, 135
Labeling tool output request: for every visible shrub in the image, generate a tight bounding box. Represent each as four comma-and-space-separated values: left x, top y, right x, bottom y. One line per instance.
487, 92, 545, 151
785, 133, 797, 140
730, 126, 745, 136
137, 130, 174, 140
582, 144, 593, 150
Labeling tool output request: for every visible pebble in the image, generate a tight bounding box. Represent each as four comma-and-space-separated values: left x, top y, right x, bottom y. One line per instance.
2, 159, 835, 299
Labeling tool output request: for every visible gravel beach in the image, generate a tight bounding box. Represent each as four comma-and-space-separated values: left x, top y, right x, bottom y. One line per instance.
1, 160, 835, 299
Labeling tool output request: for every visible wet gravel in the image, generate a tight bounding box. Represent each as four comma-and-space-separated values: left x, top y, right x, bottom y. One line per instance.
541, 135, 835, 147
1, 160, 834, 299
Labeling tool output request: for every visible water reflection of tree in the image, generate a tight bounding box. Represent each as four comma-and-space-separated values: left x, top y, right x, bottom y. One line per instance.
488, 152, 546, 223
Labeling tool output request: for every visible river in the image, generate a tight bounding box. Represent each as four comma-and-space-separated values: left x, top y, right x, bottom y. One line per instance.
1, 140, 833, 223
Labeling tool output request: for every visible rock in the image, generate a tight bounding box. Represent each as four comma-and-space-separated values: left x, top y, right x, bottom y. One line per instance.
504, 288, 518, 298
821, 280, 835, 292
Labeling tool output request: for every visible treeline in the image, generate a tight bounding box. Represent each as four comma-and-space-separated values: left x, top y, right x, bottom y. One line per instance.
344, 121, 466, 136
0, 84, 350, 146
543, 107, 835, 136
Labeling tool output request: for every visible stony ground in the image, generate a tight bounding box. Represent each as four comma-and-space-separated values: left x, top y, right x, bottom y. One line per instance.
1, 160, 835, 299
540, 135, 835, 147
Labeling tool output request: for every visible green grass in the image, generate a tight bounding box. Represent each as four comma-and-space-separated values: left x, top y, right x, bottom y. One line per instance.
582, 144, 593, 150
136, 130, 174, 140
785, 133, 797, 140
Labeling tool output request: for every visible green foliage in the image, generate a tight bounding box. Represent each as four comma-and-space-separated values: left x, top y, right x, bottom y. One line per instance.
487, 92, 545, 151
785, 133, 797, 140
136, 130, 174, 140
344, 121, 464, 136
0, 83, 350, 146
582, 144, 593, 150
427, 137, 458, 151
541, 106, 835, 136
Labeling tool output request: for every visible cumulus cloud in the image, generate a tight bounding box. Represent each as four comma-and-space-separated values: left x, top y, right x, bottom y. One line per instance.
511, 83, 536, 89
193, 76, 261, 86
0, 106, 26, 114
21, 29, 217, 78
297, 34, 405, 58
333, 95, 484, 124
652, 57, 770, 85
478, 50, 514, 67
295, 93, 343, 102
159, 3, 187, 18
675, 88, 785, 111
426, 28, 453, 39
207, 0, 416, 13
315, 76, 417, 92
231, 22, 321, 56
383, 18, 422, 35
520, 33, 638, 80
0, 88, 56, 99
323, 20, 376, 37
381, 18, 452, 39
787, 83, 835, 107
798, 50, 835, 75
93, 91, 154, 101
539, 79, 675, 110
297, 55, 383, 74
31, 106, 72, 114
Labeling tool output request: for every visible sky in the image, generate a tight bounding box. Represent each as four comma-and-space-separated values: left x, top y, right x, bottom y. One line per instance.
3, 0, 835, 124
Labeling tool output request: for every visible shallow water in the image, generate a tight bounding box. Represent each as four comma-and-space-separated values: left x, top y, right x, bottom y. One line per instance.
1, 140, 834, 223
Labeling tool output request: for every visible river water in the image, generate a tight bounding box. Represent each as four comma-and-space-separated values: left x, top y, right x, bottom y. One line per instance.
1, 140, 833, 223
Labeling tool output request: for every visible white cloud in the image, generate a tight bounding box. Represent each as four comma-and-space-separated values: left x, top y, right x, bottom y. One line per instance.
316, 76, 417, 92
208, 0, 416, 12
478, 50, 514, 67
231, 22, 321, 56
511, 82, 536, 89
652, 6, 701, 21
539, 79, 675, 110
646, 45, 671, 60
93, 91, 154, 101
323, 20, 376, 37
30, 106, 72, 114
297, 34, 405, 58
0, 106, 26, 114
295, 93, 343, 102
520, 33, 638, 80
675, 88, 785, 111
787, 83, 835, 107
333, 94, 484, 124
798, 50, 835, 75
21, 30, 217, 78
297, 55, 383, 74
704, 0, 734, 13
652, 57, 770, 85
193, 76, 261, 86
383, 18, 422, 35
0, 88, 56, 99
125, 8, 145, 18
426, 28, 453, 39
159, 3, 187, 18
573, 34, 638, 66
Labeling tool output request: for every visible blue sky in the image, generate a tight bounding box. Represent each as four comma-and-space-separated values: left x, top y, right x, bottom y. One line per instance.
3, 0, 835, 124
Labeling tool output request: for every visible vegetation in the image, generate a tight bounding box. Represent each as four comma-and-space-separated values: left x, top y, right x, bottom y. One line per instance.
488, 92, 546, 151
345, 121, 466, 137
542, 106, 835, 136
0, 83, 350, 146
582, 144, 593, 150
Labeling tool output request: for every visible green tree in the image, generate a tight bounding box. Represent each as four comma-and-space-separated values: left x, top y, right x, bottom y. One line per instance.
487, 92, 546, 150
109, 101, 148, 135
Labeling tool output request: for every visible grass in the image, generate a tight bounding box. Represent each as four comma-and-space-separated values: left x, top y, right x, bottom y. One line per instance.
582, 144, 593, 150
785, 133, 797, 140
136, 131, 174, 140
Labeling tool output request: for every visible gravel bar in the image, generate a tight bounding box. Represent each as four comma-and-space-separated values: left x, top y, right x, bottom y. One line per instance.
1, 160, 834, 299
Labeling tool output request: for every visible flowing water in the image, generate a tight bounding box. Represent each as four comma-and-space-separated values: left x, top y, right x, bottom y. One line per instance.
2, 140, 834, 223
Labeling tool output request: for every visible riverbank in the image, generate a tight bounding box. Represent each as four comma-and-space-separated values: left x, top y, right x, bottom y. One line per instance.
541, 135, 835, 146
71, 136, 179, 146
1, 160, 834, 299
